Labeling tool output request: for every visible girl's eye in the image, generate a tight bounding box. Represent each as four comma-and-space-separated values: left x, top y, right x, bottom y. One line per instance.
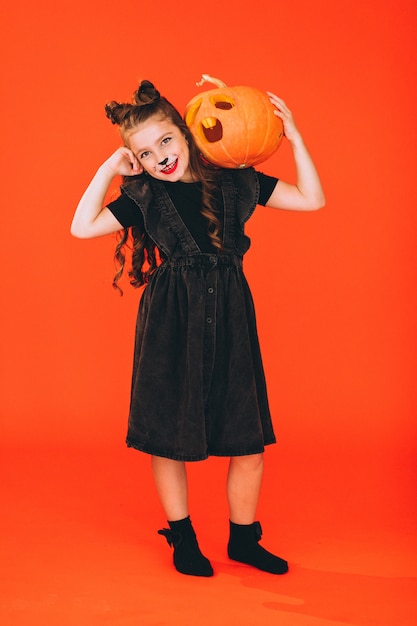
140, 151, 150, 159
162, 136, 172, 145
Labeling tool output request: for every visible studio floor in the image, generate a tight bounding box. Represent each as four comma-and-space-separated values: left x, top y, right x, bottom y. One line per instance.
1, 441, 416, 626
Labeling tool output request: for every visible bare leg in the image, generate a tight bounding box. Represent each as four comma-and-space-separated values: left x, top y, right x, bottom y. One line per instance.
151, 456, 188, 521
226, 452, 288, 574
226, 453, 264, 524
152, 456, 213, 576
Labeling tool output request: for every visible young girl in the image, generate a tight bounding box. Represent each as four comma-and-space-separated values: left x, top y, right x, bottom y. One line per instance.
71, 80, 324, 578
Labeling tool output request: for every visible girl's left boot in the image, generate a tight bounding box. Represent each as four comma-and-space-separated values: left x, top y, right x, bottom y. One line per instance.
227, 520, 288, 574
158, 516, 214, 577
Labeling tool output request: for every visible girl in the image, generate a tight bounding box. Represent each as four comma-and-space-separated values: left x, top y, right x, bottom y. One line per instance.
71, 80, 324, 578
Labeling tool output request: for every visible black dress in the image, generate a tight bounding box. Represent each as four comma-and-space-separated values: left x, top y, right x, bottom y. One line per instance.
107, 167, 278, 461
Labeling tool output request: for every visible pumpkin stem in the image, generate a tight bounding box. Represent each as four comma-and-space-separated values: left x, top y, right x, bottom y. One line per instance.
196, 74, 227, 89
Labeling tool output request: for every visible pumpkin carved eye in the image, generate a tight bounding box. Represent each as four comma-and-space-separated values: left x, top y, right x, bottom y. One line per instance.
185, 98, 202, 127
215, 101, 233, 110
211, 95, 235, 110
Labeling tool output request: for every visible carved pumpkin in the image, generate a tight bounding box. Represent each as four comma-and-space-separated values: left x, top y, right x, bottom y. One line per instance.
185, 74, 284, 169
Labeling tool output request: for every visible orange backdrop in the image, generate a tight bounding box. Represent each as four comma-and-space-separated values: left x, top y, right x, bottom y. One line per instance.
1, 0, 416, 499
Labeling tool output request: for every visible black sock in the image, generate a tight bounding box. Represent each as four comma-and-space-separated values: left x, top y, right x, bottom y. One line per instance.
228, 520, 288, 575
158, 516, 213, 577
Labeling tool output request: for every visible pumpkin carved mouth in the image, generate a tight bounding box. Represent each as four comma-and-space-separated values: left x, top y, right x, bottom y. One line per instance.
201, 117, 223, 143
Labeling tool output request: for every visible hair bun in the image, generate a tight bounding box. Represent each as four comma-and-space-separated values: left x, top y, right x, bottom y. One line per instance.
104, 101, 133, 125
133, 80, 160, 105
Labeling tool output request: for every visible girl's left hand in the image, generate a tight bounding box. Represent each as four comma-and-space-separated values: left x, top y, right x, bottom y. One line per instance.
267, 92, 301, 144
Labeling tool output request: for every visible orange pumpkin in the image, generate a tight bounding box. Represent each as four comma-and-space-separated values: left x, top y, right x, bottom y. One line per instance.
185, 74, 284, 169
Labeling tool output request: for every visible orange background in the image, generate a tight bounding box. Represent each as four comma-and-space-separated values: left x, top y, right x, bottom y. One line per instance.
1, 1, 417, 624
1, 0, 416, 462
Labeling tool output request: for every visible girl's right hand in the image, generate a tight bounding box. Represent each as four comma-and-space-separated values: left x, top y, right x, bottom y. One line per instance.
71, 147, 143, 239
102, 147, 143, 177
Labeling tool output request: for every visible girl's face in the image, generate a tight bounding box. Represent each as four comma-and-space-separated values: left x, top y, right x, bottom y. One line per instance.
128, 116, 192, 183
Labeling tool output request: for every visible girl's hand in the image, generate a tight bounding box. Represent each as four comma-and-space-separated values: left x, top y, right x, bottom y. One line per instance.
102, 146, 143, 177
71, 147, 143, 238
267, 92, 301, 144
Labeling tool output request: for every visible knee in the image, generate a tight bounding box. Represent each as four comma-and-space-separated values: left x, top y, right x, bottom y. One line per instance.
231, 453, 264, 472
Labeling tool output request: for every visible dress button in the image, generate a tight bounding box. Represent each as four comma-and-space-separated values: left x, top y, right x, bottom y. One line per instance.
208, 287, 214, 294
209, 256, 216, 263
206, 317, 213, 324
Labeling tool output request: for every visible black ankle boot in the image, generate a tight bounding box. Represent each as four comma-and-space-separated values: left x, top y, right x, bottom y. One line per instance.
227, 520, 288, 574
158, 516, 214, 577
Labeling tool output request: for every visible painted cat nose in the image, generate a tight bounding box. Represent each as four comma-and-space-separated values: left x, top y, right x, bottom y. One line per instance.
159, 157, 168, 166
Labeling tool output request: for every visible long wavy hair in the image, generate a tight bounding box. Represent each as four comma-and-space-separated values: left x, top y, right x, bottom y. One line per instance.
105, 80, 222, 294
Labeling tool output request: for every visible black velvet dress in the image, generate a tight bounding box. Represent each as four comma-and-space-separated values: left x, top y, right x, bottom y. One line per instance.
107, 167, 278, 461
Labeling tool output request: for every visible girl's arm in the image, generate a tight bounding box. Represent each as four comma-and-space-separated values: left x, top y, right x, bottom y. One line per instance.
70, 147, 142, 238
265, 93, 325, 212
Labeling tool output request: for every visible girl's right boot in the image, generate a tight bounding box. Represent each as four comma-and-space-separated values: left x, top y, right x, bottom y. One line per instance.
158, 516, 214, 577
